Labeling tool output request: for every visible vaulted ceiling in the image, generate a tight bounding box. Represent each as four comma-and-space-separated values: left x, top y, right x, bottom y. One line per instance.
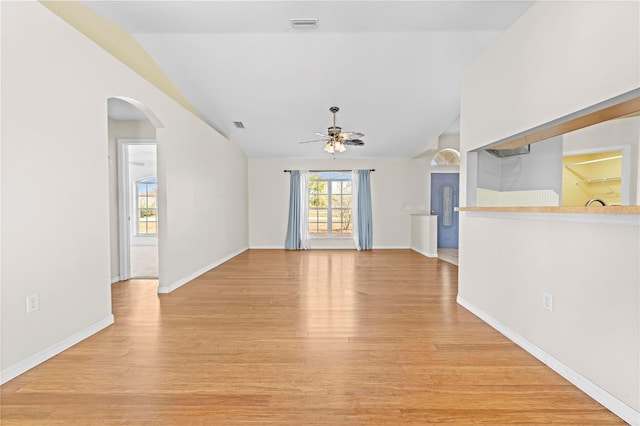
84, 1, 534, 159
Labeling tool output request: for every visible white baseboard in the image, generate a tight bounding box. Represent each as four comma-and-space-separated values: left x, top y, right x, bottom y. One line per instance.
411, 248, 438, 258
248, 246, 413, 250
456, 296, 640, 426
0, 314, 115, 385
373, 246, 410, 249
157, 247, 248, 294
110, 275, 120, 284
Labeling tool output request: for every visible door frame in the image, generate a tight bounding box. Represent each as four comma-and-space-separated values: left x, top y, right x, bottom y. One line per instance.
117, 138, 156, 281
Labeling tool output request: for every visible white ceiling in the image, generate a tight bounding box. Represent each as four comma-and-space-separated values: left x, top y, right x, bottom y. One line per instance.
87, 1, 533, 159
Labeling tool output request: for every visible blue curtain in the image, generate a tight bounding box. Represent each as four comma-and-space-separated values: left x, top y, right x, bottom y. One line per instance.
285, 170, 302, 250
356, 169, 373, 250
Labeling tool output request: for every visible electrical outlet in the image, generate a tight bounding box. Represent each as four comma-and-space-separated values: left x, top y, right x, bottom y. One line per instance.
26, 294, 40, 314
543, 292, 553, 312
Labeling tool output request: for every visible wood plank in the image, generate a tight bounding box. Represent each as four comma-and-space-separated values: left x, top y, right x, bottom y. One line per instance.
0, 250, 624, 424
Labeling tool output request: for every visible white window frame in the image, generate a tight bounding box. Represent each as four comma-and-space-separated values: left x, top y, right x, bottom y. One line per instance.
135, 176, 158, 236
308, 173, 353, 238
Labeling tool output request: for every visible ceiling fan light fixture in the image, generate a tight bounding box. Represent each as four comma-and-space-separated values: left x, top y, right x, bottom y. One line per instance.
324, 141, 335, 154
300, 106, 365, 155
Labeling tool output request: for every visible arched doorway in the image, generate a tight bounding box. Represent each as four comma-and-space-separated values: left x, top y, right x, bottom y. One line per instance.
107, 97, 163, 282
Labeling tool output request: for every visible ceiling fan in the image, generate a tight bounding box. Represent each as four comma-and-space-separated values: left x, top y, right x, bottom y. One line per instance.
300, 106, 365, 154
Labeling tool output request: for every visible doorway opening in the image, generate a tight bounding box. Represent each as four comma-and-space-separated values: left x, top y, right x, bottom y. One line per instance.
562, 145, 630, 207
118, 141, 158, 279
107, 97, 163, 285
430, 172, 460, 265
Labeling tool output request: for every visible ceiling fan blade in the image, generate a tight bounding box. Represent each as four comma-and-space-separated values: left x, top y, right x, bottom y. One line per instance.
344, 139, 364, 146
342, 131, 364, 139
315, 132, 329, 137
299, 138, 329, 144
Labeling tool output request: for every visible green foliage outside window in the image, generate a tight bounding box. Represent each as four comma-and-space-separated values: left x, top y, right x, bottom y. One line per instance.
137, 179, 158, 235
308, 173, 352, 237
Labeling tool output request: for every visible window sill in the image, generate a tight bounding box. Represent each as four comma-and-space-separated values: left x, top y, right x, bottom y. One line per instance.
310, 237, 353, 240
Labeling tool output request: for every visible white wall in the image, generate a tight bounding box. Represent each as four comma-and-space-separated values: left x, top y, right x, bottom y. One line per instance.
107, 119, 156, 279
476, 150, 504, 191
249, 158, 427, 249
1, 2, 248, 380
476, 135, 563, 196
460, 2, 639, 159
459, 213, 639, 414
459, 1, 639, 421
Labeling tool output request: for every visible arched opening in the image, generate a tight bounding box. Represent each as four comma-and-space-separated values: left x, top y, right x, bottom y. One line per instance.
107, 97, 163, 284
431, 148, 461, 166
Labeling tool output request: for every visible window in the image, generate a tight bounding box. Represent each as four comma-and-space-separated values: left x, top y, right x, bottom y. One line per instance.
431, 148, 460, 166
136, 177, 157, 235
308, 172, 352, 237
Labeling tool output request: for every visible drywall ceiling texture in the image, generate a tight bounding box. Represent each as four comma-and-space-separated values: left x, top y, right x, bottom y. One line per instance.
458, 1, 639, 422
82, 0, 533, 159
1, 2, 248, 380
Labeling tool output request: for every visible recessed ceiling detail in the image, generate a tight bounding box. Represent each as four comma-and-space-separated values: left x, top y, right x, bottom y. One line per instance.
233, 121, 245, 129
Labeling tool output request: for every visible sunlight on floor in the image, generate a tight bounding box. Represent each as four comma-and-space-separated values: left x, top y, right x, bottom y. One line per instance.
438, 248, 458, 266
130, 245, 158, 278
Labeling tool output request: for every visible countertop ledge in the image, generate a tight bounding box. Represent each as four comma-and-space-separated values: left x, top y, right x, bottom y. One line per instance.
457, 206, 640, 215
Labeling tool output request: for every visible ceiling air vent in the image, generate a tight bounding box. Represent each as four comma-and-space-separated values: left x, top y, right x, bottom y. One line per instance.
290, 18, 318, 29
233, 121, 245, 129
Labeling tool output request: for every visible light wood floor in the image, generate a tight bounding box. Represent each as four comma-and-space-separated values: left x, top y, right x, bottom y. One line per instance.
1, 250, 623, 425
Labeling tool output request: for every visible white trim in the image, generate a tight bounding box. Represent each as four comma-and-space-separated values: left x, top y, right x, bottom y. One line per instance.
310, 246, 357, 250
371, 246, 409, 249
110, 275, 120, 284
429, 169, 460, 174
249, 246, 412, 250
157, 247, 248, 293
0, 315, 115, 385
456, 296, 640, 426
371, 246, 410, 249
117, 140, 131, 281
461, 210, 640, 226
411, 248, 438, 258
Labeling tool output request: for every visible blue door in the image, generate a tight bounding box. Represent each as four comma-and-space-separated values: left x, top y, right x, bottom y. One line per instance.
430, 173, 459, 249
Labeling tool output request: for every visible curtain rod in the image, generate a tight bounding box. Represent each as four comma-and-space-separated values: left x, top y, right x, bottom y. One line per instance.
283, 169, 375, 173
